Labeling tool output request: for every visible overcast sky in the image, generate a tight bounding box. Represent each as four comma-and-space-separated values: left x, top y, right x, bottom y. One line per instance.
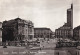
0, 0, 80, 31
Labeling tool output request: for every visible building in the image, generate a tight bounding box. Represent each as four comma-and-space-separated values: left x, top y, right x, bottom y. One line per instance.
55, 4, 73, 39
73, 26, 80, 41
55, 23, 71, 39
0, 22, 2, 42
34, 28, 53, 39
2, 18, 34, 42
67, 4, 73, 28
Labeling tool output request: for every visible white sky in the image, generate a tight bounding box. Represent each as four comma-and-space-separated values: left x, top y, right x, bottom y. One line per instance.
0, 0, 80, 31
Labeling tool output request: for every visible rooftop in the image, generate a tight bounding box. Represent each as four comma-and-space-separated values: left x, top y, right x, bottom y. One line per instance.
74, 25, 80, 30
34, 27, 51, 30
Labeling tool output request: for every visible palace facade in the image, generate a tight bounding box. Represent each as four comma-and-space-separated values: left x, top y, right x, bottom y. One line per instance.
55, 4, 73, 39
2, 18, 34, 42
34, 28, 53, 39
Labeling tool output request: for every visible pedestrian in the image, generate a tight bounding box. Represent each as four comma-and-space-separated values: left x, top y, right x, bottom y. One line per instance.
40, 47, 41, 50
43, 46, 44, 48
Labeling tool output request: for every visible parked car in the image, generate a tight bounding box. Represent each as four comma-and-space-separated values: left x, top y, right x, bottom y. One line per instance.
3, 45, 7, 48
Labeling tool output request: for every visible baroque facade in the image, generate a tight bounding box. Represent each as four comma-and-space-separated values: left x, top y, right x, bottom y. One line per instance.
34, 28, 53, 39
2, 18, 34, 42
55, 4, 73, 39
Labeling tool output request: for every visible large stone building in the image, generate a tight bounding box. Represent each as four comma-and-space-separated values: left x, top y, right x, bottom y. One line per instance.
73, 26, 80, 41
2, 18, 34, 42
0, 22, 2, 42
67, 4, 73, 28
34, 28, 53, 39
55, 4, 73, 39
55, 23, 72, 39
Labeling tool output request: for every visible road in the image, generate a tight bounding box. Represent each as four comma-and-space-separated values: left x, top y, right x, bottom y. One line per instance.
30, 39, 77, 55
0, 39, 79, 55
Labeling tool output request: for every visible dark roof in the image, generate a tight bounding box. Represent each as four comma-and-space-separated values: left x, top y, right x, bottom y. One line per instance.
15, 17, 22, 21
74, 25, 80, 30
15, 18, 33, 24
3, 17, 34, 27
57, 23, 71, 29
34, 28, 51, 30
